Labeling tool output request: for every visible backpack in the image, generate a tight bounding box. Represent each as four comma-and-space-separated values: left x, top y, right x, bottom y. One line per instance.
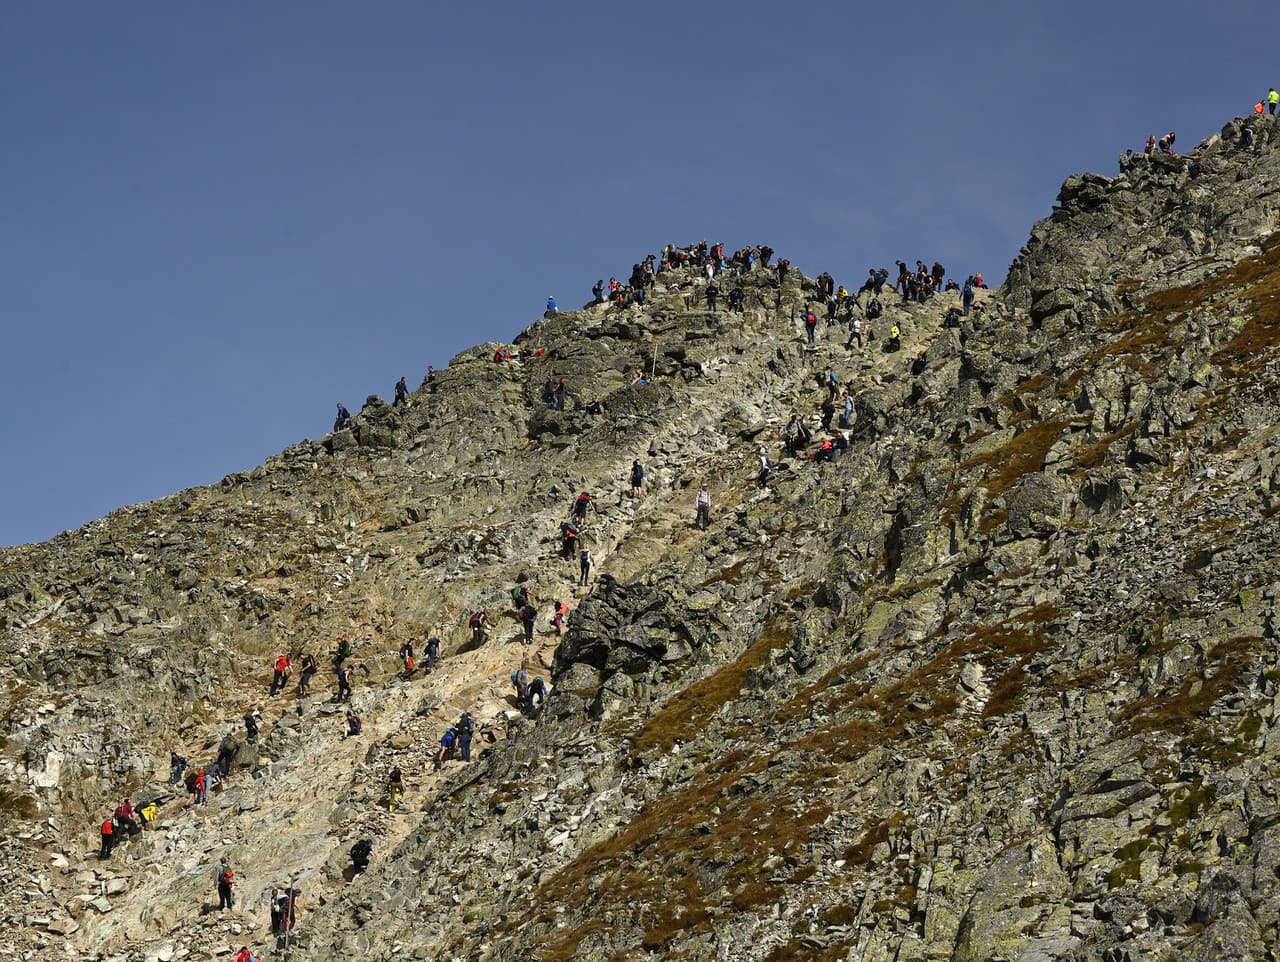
469, 611, 482, 629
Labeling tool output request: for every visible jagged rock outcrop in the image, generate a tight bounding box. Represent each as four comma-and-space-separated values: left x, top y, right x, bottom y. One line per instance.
8, 114, 1280, 962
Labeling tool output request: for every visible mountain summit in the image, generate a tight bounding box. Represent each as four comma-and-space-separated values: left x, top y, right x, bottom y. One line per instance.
6, 114, 1280, 962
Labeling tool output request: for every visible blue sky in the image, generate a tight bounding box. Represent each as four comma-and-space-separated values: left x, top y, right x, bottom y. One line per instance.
2, 2, 1272, 546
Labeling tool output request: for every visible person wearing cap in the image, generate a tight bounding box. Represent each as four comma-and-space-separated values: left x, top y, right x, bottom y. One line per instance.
545, 295, 557, 315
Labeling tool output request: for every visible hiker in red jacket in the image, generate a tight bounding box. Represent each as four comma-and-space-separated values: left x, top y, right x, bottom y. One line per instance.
270, 654, 291, 696
99, 815, 115, 859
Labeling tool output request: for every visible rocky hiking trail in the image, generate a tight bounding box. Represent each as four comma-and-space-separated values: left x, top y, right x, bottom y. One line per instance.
26, 272, 979, 962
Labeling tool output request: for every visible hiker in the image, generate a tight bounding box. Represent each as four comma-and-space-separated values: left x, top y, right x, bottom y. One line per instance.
343, 710, 362, 738
944, 306, 961, 329
519, 603, 537, 644
546, 295, 557, 315
820, 396, 836, 432
100, 814, 115, 859
1270, 88, 1279, 115
757, 448, 771, 489
169, 751, 187, 785
399, 639, 415, 673
706, 281, 719, 311
457, 711, 475, 762
494, 345, 511, 363
298, 653, 317, 696
510, 581, 531, 613
139, 800, 158, 828
512, 669, 531, 713
840, 392, 854, 429
592, 279, 605, 303
388, 767, 404, 811
276, 887, 299, 937
528, 675, 549, 712
846, 315, 864, 349
728, 288, 744, 313
234, 947, 257, 962
270, 888, 287, 936
244, 708, 261, 740
337, 664, 355, 702
911, 351, 927, 376
887, 324, 901, 352
814, 437, 835, 463
1144, 134, 1156, 154
585, 396, 605, 415
802, 306, 818, 345
695, 487, 711, 530
333, 638, 353, 667
270, 654, 291, 696
216, 734, 237, 775
1158, 131, 1176, 155
572, 491, 598, 522
469, 609, 492, 646
196, 768, 209, 805
426, 365, 436, 385
579, 546, 592, 586
866, 296, 883, 322
560, 520, 580, 558
962, 281, 974, 316
393, 377, 408, 405
425, 636, 440, 672
825, 368, 840, 399
333, 404, 351, 432
435, 727, 458, 769
215, 856, 235, 911
629, 459, 645, 497
350, 839, 372, 873
184, 769, 200, 806
550, 598, 567, 635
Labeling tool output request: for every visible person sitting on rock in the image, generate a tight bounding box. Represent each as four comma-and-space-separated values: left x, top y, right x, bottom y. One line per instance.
139, 800, 158, 828
911, 351, 927, 376
545, 295, 558, 315
333, 403, 352, 432
1158, 131, 1176, 155
343, 710, 362, 738
887, 324, 902, 352
585, 396, 605, 415
494, 346, 511, 363
630, 368, 649, 386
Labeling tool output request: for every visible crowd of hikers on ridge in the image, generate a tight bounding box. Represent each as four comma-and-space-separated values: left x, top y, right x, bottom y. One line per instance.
102, 233, 1000, 954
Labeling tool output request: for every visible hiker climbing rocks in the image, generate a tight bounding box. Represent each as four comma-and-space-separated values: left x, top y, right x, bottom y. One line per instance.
169, 751, 187, 785
519, 603, 537, 644
298, 653, 317, 696
846, 315, 864, 349
388, 767, 404, 811
333, 638, 353, 667
911, 351, 927, 376
270, 654, 291, 696
511, 581, 532, 613
139, 800, 158, 828
528, 675, 548, 714
757, 448, 771, 489
469, 609, 492, 645
841, 392, 855, 429
512, 669, 531, 713
887, 324, 901, 352
394, 376, 408, 405
962, 280, 974, 316
337, 664, 355, 702
99, 814, 114, 859
350, 839, 373, 873
343, 709, 362, 738
399, 639, 415, 673
244, 708, 261, 740
579, 546, 593, 586
436, 727, 458, 769
629, 459, 645, 497
216, 856, 235, 911
426, 636, 440, 672
234, 947, 258, 962
572, 491, 598, 522
706, 281, 719, 311
866, 296, 883, 322
196, 768, 209, 804
216, 734, 237, 775
802, 306, 818, 345
944, 306, 961, 329
820, 396, 836, 432
696, 487, 712, 530
333, 404, 351, 432
457, 711, 475, 761
551, 598, 568, 635
560, 520, 581, 558
728, 288, 744, 312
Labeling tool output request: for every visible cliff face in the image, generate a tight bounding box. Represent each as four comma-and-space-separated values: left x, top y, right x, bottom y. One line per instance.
7, 113, 1280, 962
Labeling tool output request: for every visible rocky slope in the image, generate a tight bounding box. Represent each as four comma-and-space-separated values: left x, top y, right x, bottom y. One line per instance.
7, 113, 1280, 962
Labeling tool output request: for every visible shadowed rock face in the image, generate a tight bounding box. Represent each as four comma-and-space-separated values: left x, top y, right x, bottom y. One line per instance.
8, 119, 1280, 961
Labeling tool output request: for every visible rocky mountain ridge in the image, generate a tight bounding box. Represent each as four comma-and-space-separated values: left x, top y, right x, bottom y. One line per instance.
6, 113, 1280, 961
